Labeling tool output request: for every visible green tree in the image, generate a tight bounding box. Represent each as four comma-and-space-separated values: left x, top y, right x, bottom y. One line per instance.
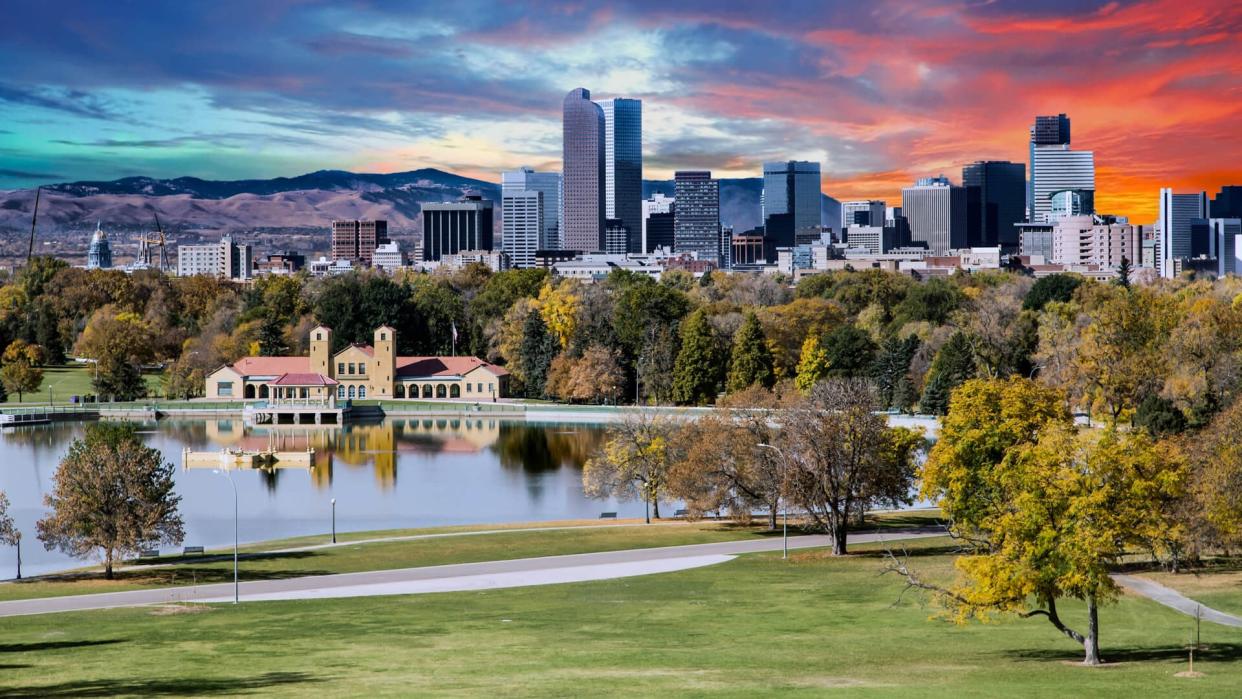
0, 491, 19, 578
518, 310, 559, 399
583, 412, 677, 522
1, 339, 45, 402
821, 324, 876, 378
36, 422, 184, 579
873, 334, 920, 409
919, 331, 975, 415
1133, 393, 1187, 438
257, 312, 288, 357
726, 311, 774, 393
1115, 256, 1132, 288
671, 309, 725, 405
1023, 273, 1082, 311
795, 334, 831, 393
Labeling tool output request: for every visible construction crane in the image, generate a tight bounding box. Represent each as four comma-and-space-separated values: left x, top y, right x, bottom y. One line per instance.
136, 210, 170, 272
26, 186, 41, 265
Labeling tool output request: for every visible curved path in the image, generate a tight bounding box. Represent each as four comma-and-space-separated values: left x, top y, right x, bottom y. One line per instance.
1113, 574, 1242, 628
0, 529, 940, 618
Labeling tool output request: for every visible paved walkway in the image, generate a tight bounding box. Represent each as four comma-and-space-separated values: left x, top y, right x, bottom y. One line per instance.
1114, 574, 1242, 628
0, 529, 940, 618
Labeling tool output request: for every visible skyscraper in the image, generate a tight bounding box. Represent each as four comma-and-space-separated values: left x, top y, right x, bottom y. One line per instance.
763, 161, 821, 235
501, 189, 542, 269
674, 171, 721, 263
86, 221, 112, 270
331, 220, 390, 266
1211, 186, 1242, 219
1158, 188, 1208, 278
961, 160, 1025, 248
501, 167, 561, 251
840, 200, 886, 230
595, 97, 642, 253
422, 194, 494, 262
642, 193, 674, 252
1029, 114, 1094, 224
562, 88, 606, 252
902, 176, 967, 254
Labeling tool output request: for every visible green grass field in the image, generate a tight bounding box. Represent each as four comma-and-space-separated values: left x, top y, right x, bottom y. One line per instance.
0, 512, 941, 602
0, 537, 1237, 697
0, 365, 163, 405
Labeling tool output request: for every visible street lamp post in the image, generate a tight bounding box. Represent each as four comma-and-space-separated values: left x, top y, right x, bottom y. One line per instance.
331, 498, 336, 544
213, 469, 239, 604
756, 443, 788, 560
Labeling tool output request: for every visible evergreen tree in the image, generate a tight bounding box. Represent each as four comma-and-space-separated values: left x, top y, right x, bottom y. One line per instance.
918, 331, 976, 415
95, 355, 146, 402
671, 309, 726, 405
518, 310, 559, 399
698, 270, 714, 288
893, 373, 918, 414
1115, 256, 1132, 289
795, 334, 831, 393
257, 313, 287, 357
637, 325, 679, 404
821, 324, 877, 378
873, 334, 920, 408
727, 311, 775, 393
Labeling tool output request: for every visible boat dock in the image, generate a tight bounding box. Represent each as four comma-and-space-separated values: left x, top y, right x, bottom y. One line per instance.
0, 405, 100, 427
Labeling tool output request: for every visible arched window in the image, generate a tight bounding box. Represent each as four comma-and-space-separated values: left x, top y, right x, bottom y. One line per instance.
348, 385, 356, 399
436, 384, 446, 399
422, 384, 433, 398
450, 384, 460, 398
358, 386, 366, 399
259, 385, 269, 399
394, 384, 405, 398
337, 385, 345, 399
244, 384, 256, 399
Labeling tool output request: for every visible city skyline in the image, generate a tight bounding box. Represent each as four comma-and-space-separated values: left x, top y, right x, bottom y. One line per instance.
0, 1, 1240, 222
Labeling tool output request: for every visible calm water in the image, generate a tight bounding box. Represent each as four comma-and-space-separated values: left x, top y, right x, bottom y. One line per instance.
0, 417, 614, 577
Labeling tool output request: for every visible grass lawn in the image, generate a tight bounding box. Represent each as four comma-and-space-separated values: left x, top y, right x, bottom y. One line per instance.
1141, 559, 1242, 619
0, 537, 1237, 697
0, 512, 942, 602
0, 365, 163, 405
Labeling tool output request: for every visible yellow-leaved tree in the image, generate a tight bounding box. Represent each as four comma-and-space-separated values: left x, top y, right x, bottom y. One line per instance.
914, 377, 1186, 666
582, 412, 676, 522
537, 280, 580, 349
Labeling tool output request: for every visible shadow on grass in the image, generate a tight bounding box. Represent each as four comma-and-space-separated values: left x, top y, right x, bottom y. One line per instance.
1002, 642, 1242, 664
0, 671, 321, 698
864, 514, 947, 529
0, 639, 126, 653
1115, 556, 1242, 577
15, 552, 333, 588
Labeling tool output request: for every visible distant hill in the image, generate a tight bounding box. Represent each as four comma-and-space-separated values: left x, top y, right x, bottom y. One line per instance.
0, 169, 839, 234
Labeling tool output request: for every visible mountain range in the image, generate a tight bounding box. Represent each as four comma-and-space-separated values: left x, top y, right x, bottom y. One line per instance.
0, 169, 841, 236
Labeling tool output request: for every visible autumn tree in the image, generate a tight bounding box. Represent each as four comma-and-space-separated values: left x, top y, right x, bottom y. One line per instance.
1075, 285, 1177, 422
583, 412, 678, 522
75, 307, 155, 401
0, 491, 19, 578
671, 309, 725, 405
637, 325, 679, 405
794, 335, 830, 393
726, 311, 774, 393
518, 309, 558, 399
37, 422, 184, 579
1, 339, 45, 402
1183, 397, 1242, 555
916, 380, 1184, 665
538, 279, 581, 349
779, 378, 923, 554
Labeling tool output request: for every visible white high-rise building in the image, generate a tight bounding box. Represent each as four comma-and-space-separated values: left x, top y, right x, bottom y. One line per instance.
176, 235, 252, 280
1030, 148, 1095, 224
372, 241, 405, 271
1158, 188, 1208, 278
502, 167, 561, 251
840, 200, 886, 230
501, 190, 543, 269
902, 177, 967, 254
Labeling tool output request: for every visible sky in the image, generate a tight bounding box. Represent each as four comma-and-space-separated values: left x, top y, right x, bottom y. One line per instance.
1, 0, 1239, 221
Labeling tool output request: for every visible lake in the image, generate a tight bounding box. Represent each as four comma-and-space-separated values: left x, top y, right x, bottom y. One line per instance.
0, 417, 616, 577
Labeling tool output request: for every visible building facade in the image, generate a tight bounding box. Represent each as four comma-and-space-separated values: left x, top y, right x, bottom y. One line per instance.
422, 194, 494, 262
763, 161, 821, 237
1048, 189, 1095, 223
501, 167, 561, 252
902, 177, 967, 255
641, 193, 674, 252
562, 88, 606, 252
673, 171, 721, 263
1210, 218, 1242, 276
962, 160, 1025, 248
1158, 188, 1209, 278
86, 221, 113, 270
840, 200, 886, 230
1029, 114, 1094, 224
1050, 215, 1139, 267
205, 325, 509, 402
372, 241, 405, 271
176, 235, 253, 280
595, 97, 643, 253
501, 188, 542, 269
332, 220, 389, 266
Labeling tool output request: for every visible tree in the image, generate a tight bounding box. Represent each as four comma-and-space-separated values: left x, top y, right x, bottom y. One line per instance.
257, 312, 288, 356
794, 335, 831, 393
518, 310, 558, 399
1074, 285, 1176, 422
538, 280, 581, 349
1184, 397, 1242, 554
0, 491, 19, 578
727, 311, 775, 393
1115, 256, 1132, 288
671, 309, 725, 405
669, 406, 784, 526
74, 307, 155, 400
1133, 393, 1187, 438
1, 339, 45, 402
1023, 273, 1082, 312
36, 422, 184, 579
780, 379, 923, 555
918, 331, 975, 415
637, 324, 679, 405
873, 334, 920, 409
917, 390, 1184, 666
568, 345, 627, 404
821, 324, 876, 378
583, 412, 677, 522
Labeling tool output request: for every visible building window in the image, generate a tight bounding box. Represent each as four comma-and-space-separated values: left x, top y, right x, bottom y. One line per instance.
338, 362, 344, 375
477, 383, 483, 393
337, 385, 345, 399
380, 332, 386, 341
316, 332, 322, 341
348, 385, 356, 399
358, 386, 366, 399
358, 363, 365, 375
300, 387, 309, 399
466, 383, 472, 393
219, 382, 233, 397
348, 363, 355, 375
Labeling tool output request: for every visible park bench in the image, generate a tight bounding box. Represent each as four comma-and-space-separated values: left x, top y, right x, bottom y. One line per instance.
599, 512, 617, 519
183, 545, 205, 556
674, 509, 689, 518
139, 548, 159, 558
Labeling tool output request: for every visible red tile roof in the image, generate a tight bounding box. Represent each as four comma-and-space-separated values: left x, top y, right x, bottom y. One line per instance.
231, 356, 311, 376
395, 356, 510, 378
345, 343, 374, 357
269, 372, 339, 386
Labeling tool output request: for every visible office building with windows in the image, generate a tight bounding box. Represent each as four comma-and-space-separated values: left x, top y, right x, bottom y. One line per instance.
501, 188, 542, 269
1210, 218, 1242, 276
1029, 114, 1094, 224
501, 167, 561, 251
641, 193, 675, 252
902, 177, 967, 254
595, 97, 642, 253
562, 88, 606, 252
673, 171, 721, 263
176, 235, 253, 280
763, 161, 821, 238
962, 160, 1024, 248
422, 194, 494, 262
840, 200, 886, 230
1158, 188, 1208, 278
331, 220, 390, 266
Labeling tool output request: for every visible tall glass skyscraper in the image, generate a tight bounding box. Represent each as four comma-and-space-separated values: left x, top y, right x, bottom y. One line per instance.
762, 161, 821, 235
902, 176, 967, 254
1159, 188, 1208, 278
595, 97, 642, 253
962, 160, 1025, 248
562, 88, 605, 252
502, 167, 561, 251
1029, 114, 1094, 224
673, 171, 721, 263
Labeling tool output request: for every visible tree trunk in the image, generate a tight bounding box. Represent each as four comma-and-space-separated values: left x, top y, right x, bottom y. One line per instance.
831, 524, 848, 556
104, 549, 114, 580
1083, 596, 1101, 666
653, 498, 660, 520
768, 507, 778, 530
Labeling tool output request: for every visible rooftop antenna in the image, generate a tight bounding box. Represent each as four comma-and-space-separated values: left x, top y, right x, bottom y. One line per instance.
26, 186, 41, 264
153, 211, 168, 272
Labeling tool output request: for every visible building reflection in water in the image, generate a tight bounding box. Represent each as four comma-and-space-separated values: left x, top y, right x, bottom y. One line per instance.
196, 418, 605, 493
